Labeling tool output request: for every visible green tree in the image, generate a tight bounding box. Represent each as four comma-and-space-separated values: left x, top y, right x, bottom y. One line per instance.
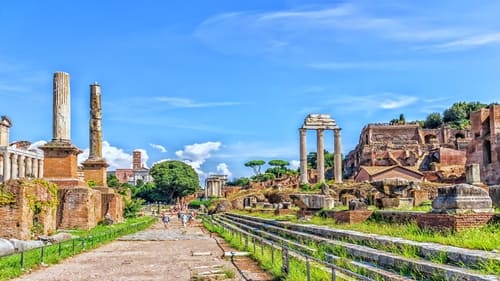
266, 159, 290, 178
244, 160, 266, 175
149, 160, 199, 203
423, 112, 443, 129
443, 101, 487, 129
399, 113, 406, 124
107, 174, 121, 187
307, 151, 334, 169
227, 177, 250, 187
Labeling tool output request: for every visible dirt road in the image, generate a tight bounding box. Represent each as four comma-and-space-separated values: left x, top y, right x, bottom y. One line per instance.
13, 217, 271, 281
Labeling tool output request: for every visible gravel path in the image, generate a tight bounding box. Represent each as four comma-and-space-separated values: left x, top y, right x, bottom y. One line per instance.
13, 217, 272, 281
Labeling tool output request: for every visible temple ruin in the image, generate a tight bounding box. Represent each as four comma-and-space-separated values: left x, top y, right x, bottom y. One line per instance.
205, 174, 227, 198
0, 117, 44, 182
344, 123, 471, 182
299, 114, 342, 184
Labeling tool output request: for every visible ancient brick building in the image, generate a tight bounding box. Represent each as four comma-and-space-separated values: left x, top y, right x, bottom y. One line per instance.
466, 105, 500, 185
113, 150, 152, 185
344, 123, 470, 181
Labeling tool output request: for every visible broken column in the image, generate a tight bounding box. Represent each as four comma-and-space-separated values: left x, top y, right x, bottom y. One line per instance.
299, 128, 308, 185
40, 72, 102, 230
82, 83, 109, 186
316, 129, 325, 183
334, 129, 343, 183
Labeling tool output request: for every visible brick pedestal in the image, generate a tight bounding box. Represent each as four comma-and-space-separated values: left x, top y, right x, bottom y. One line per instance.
40, 143, 81, 180
417, 213, 494, 232
333, 210, 373, 224
82, 159, 109, 186
94, 187, 124, 223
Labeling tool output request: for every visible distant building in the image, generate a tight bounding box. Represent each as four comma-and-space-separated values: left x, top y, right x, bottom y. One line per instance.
354, 165, 424, 182
111, 150, 152, 185
205, 174, 227, 198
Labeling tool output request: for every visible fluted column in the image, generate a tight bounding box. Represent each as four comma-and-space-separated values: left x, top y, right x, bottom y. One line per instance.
38, 159, 44, 178
299, 128, 308, 184
32, 158, 39, 178
0, 154, 3, 179
52, 72, 71, 143
88, 83, 103, 160
334, 129, 343, 183
11, 154, 18, 179
3, 152, 10, 182
18, 155, 25, 178
316, 129, 325, 183
26, 157, 32, 177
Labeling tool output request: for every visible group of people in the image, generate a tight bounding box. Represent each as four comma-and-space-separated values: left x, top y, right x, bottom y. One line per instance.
161, 206, 197, 229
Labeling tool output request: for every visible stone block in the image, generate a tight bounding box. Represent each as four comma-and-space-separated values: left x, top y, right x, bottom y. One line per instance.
274, 208, 294, 216
431, 184, 493, 214
333, 210, 373, 224
0, 239, 14, 257
489, 185, 500, 208
411, 190, 429, 206
290, 194, 334, 210
94, 187, 124, 223
465, 164, 481, 185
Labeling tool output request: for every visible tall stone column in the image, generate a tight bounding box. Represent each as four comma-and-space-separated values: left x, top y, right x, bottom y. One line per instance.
32, 158, 39, 178
26, 157, 32, 177
316, 129, 325, 183
88, 83, 103, 160
334, 129, 343, 183
299, 128, 308, 184
52, 72, 71, 143
18, 155, 25, 178
11, 154, 18, 179
82, 82, 109, 186
38, 159, 43, 178
0, 154, 3, 179
3, 152, 10, 182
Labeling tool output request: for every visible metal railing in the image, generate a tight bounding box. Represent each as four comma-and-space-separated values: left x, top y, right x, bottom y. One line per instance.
0, 217, 155, 273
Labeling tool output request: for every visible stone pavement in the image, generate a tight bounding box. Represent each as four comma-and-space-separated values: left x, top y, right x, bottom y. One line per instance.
13, 216, 272, 281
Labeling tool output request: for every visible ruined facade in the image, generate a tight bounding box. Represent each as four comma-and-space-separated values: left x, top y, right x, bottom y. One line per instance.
466, 105, 500, 185
205, 174, 227, 198
0, 116, 44, 182
344, 123, 471, 181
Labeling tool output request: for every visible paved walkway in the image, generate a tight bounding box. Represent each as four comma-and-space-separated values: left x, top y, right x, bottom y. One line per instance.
13, 217, 272, 281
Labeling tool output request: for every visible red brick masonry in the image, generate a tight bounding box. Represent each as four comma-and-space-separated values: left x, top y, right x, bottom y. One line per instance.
417, 213, 494, 232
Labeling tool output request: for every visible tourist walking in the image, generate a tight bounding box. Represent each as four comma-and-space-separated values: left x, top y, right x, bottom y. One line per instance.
161, 212, 170, 229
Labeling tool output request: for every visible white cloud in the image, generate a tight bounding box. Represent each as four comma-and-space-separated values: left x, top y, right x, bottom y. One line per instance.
175, 141, 222, 175
77, 141, 137, 171
215, 163, 232, 178
434, 33, 500, 49
149, 143, 167, 153
290, 160, 300, 170
154, 97, 243, 108
379, 95, 418, 109
327, 93, 418, 112
28, 140, 47, 153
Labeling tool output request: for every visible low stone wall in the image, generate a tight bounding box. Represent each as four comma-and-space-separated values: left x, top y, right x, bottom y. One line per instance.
94, 187, 124, 223
0, 179, 58, 240
417, 213, 495, 232
372, 210, 423, 224
57, 187, 102, 230
331, 210, 373, 224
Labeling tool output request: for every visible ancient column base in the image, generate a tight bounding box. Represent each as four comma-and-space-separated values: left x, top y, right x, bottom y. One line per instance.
57, 186, 102, 230
81, 159, 109, 186
40, 142, 82, 180
417, 213, 494, 232
331, 210, 373, 224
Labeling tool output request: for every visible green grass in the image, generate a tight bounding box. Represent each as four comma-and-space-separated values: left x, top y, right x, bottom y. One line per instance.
0, 216, 156, 281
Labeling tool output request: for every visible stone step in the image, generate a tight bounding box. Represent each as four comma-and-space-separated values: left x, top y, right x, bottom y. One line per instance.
223, 213, 499, 281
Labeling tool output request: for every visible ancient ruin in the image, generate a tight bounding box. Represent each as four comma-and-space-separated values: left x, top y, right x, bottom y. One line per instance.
344, 123, 470, 182
114, 150, 152, 185
299, 114, 342, 184
466, 104, 500, 185
0, 117, 44, 182
205, 174, 227, 198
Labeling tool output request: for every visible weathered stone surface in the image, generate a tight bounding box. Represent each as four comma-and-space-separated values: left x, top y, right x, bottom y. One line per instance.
57, 187, 102, 230
230, 198, 244, 210
38, 232, 72, 243
0, 238, 14, 257
431, 184, 493, 214
417, 213, 494, 232
333, 210, 373, 224
348, 198, 368, 210
8, 239, 44, 252
489, 185, 500, 208
290, 194, 334, 210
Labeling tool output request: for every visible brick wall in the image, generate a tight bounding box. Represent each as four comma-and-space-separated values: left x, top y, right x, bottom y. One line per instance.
0, 180, 57, 240
329, 210, 373, 224
57, 187, 102, 230
417, 213, 494, 232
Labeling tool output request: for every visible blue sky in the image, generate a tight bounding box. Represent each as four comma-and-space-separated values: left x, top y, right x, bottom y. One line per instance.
1, 1, 499, 181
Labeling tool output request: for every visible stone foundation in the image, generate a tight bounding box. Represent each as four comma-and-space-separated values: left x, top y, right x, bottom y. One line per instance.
331, 210, 373, 224
274, 209, 295, 216
417, 213, 494, 232
94, 187, 124, 223
411, 190, 429, 206
57, 187, 102, 230
0, 180, 57, 240
82, 159, 108, 186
